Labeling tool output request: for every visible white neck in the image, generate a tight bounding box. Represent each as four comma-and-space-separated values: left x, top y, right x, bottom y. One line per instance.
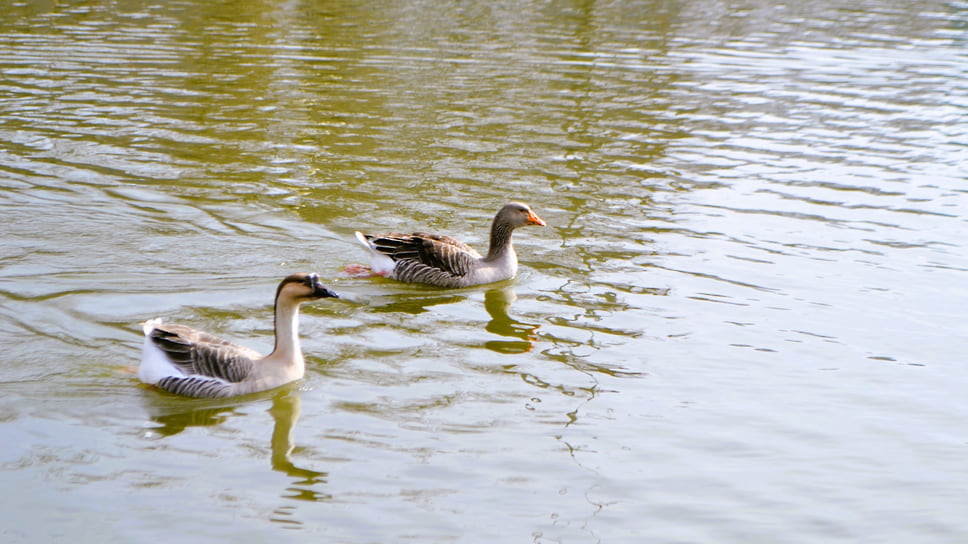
267, 297, 304, 368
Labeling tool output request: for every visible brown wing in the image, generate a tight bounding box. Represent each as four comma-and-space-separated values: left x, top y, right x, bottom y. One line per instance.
148, 323, 260, 384
365, 231, 482, 278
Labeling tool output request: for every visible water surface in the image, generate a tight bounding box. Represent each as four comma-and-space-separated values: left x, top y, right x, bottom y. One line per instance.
1, 1, 967, 542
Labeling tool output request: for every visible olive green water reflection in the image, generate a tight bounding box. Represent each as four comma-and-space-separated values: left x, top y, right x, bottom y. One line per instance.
1, 1, 967, 542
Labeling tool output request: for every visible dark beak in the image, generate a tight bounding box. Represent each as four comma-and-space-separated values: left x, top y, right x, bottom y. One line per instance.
316, 286, 339, 299
309, 274, 339, 299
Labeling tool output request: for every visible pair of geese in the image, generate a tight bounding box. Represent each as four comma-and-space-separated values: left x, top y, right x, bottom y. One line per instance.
138, 202, 546, 399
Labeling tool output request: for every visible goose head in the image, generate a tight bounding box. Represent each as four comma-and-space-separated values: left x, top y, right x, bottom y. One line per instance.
498, 202, 546, 229
276, 273, 339, 303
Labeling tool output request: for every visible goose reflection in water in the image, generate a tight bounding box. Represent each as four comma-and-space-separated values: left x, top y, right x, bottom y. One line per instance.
483, 286, 540, 354
141, 390, 329, 502
268, 392, 330, 501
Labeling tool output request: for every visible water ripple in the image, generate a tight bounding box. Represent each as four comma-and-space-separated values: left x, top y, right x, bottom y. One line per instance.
1, 1, 967, 542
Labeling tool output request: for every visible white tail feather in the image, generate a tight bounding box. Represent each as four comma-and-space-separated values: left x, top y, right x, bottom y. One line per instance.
141, 317, 162, 336
354, 231, 396, 276
138, 331, 181, 385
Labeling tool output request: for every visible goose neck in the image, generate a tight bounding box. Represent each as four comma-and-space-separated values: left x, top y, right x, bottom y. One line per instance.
270, 297, 302, 364
486, 220, 515, 261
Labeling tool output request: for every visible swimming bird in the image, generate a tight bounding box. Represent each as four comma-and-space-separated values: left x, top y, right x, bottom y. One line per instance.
138, 273, 338, 398
351, 202, 546, 288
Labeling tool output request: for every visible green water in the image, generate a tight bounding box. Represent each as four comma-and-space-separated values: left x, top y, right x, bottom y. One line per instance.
1, 1, 967, 542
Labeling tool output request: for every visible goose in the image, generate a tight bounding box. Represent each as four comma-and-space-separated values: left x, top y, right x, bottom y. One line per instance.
138, 273, 338, 398
351, 202, 546, 288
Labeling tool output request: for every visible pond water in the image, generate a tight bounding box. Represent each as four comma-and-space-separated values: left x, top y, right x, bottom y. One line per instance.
1, 0, 967, 542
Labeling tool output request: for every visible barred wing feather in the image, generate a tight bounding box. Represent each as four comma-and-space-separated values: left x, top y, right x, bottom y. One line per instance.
148, 324, 259, 383
367, 232, 481, 278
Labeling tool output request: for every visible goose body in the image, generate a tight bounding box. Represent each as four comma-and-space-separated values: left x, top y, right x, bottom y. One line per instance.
353, 202, 546, 288
138, 273, 338, 398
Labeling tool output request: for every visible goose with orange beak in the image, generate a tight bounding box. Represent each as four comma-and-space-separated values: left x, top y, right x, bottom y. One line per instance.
351, 202, 546, 288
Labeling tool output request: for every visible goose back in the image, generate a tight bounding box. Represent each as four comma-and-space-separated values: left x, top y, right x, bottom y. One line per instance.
354, 202, 545, 288
137, 273, 338, 399
140, 321, 262, 398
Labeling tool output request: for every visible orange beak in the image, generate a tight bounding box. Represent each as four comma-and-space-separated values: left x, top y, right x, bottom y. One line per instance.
527, 210, 546, 226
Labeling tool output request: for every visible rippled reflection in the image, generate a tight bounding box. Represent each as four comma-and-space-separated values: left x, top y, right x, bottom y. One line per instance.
483, 286, 539, 354
2, 0, 967, 542
144, 404, 239, 437
268, 393, 330, 503
364, 291, 467, 315
141, 390, 330, 505
140, 393, 248, 438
